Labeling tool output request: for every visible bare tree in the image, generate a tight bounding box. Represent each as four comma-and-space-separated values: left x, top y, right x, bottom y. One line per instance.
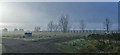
58, 14, 69, 32
79, 20, 86, 32
104, 18, 112, 33
53, 23, 59, 32
2, 28, 8, 32
34, 26, 41, 32
47, 20, 54, 32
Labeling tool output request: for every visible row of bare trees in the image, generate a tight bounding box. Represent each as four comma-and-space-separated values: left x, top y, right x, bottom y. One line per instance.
78, 18, 112, 33
2, 14, 112, 33
47, 14, 70, 32
47, 14, 112, 33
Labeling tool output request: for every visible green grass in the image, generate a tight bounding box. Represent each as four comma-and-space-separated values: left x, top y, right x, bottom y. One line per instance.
55, 39, 120, 53
2, 32, 120, 53
55, 39, 88, 53
55, 43, 79, 53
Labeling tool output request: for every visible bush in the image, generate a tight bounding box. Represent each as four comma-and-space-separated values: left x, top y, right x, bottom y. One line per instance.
95, 40, 113, 51
111, 33, 120, 41
88, 33, 120, 41
88, 34, 104, 40
78, 39, 117, 53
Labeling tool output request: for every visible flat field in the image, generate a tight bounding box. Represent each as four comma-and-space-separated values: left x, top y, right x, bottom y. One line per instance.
2, 31, 120, 54
2, 32, 87, 53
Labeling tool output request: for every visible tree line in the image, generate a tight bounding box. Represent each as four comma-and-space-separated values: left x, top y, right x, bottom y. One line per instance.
47, 14, 112, 33
2, 14, 112, 33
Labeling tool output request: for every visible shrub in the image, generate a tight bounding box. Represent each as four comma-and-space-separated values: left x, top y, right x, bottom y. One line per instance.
79, 40, 117, 53
88, 33, 120, 41
88, 34, 104, 40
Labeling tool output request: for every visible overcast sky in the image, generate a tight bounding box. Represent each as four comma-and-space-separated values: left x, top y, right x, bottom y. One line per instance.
0, 0, 119, 2
0, 2, 118, 31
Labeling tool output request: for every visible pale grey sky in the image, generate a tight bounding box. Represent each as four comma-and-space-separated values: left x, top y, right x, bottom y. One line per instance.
0, 2, 118, 31
0, 0, 120, 2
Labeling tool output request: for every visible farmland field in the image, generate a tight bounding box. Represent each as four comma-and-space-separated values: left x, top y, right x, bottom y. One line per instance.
2, 31, 120, 54
2, 31, 88, 53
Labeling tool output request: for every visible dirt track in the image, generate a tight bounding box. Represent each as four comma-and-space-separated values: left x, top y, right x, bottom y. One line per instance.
2, 36, 81, 53
2, 38, 62, 53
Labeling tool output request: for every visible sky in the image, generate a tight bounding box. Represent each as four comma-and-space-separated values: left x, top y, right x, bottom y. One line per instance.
0, 0, 120, 2
0, 2, 118, 31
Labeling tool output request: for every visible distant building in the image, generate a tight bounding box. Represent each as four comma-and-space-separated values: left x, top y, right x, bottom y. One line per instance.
14, 28, 18, 32
19, 29, 24, 32
2, 28, 8, 32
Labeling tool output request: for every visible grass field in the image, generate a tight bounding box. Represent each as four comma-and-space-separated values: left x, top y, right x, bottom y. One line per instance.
2, 31, 90, 53
2, 31, 120, 53
2, 31, 91, 40
54, 33, 120, 53
55, 39, 120, 53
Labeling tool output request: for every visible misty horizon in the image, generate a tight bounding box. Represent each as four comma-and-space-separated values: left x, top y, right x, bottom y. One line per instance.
0, 2, 118, 31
